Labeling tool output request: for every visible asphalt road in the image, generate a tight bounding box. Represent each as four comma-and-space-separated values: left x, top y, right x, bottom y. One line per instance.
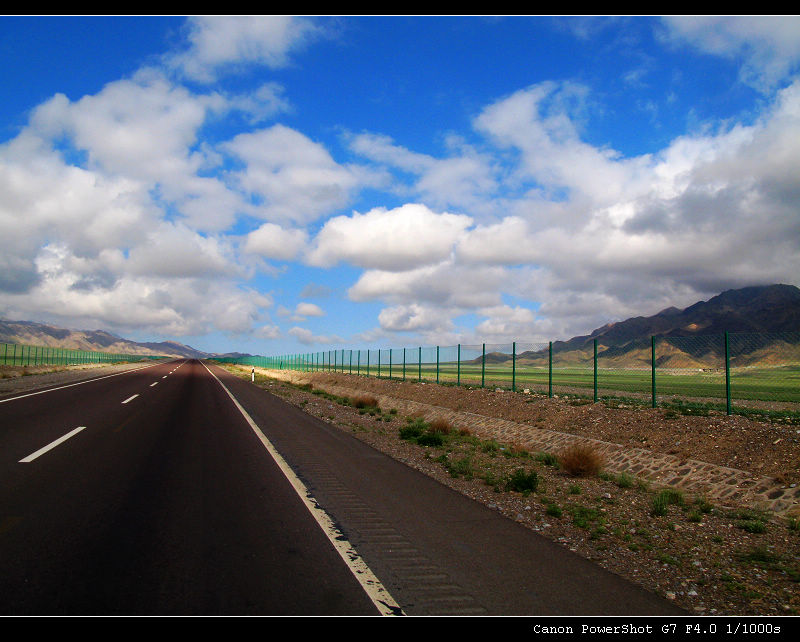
0, 358, 686, 616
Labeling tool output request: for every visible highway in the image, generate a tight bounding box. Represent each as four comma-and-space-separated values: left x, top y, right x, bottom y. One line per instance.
0, 358, 686, 616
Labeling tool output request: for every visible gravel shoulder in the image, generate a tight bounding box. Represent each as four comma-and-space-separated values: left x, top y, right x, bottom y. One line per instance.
229, 365, 800, 618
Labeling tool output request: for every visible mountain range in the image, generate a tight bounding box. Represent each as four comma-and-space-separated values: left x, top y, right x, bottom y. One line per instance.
478, 284, 800, 367
2, 284, 799, 363
0, 320, 209, 359
553, 283, 800, 350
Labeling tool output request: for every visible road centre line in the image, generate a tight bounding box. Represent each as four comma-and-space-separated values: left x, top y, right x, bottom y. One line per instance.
150, 382, 158, 387
200, 361, 403, 616
20, 426, 86, 463
0, 361, 173, 404
121, 394, 139, 404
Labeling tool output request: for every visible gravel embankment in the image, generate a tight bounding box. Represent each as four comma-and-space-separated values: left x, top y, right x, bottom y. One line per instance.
231, 365, 800, 617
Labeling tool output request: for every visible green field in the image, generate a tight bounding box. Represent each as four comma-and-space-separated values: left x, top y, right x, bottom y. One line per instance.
344, 361, 800, 405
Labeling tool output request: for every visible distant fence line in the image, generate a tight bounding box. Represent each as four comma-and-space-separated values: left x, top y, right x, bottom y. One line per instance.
1, 342, 165, 367
214, 332, 800, 414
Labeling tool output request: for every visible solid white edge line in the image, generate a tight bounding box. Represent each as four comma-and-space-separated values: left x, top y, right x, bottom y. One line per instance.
0, 360, 178, 404
121, 394, 139, 404
200, 361, 403, 616
20, 426, 86, 463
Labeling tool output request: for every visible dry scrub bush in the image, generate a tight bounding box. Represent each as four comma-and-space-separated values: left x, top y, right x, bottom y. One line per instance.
559, 443, 604, 477
429, 417, 453, 434
351, 394, 379, 409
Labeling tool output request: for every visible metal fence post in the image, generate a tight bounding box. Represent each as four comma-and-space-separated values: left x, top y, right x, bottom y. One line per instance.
593, 339, 598, 402
481, 343, 485, 388
457, 344, 461, 386
512, 341, 516, 392
403, 347, 406, 381
725, 331, 731, 415
651, 336, 657, 408
436, 346, 439, 383
418, 346, 421, 382
548, 341, 553, 398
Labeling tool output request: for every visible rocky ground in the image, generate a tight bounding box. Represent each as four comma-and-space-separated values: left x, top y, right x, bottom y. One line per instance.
227, 365, 800, 618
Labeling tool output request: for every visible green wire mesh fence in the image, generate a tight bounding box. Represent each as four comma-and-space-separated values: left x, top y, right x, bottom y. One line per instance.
1, 342, 166, 367
214, 331, 800, 414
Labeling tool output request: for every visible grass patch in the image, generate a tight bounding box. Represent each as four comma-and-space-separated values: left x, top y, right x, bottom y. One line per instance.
651, 488, 685, 516
567, 504, 605, 529
535, 451, 559, 467
694, 495, 714, 514
399, 417, 448, 447
505, 468, 540, 495
615, 472, 635, 488
738, 519, 767, 534
545, 503, 563, 518
732, 508, 770, 534
416, 431, 445, 447
445, 456, 475, 480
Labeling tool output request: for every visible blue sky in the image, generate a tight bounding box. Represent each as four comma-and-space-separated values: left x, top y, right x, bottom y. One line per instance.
1, 16, 799, 355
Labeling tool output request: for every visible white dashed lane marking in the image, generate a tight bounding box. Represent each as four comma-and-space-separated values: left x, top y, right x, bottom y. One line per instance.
19, 427, 86, 463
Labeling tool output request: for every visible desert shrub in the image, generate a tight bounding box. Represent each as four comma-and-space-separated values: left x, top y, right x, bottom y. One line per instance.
428, 417, 453, 434
558, 443, 604, 477
351, 394, 379, 409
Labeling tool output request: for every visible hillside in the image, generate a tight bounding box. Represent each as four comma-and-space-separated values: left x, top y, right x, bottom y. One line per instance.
0, 319, 208, 359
